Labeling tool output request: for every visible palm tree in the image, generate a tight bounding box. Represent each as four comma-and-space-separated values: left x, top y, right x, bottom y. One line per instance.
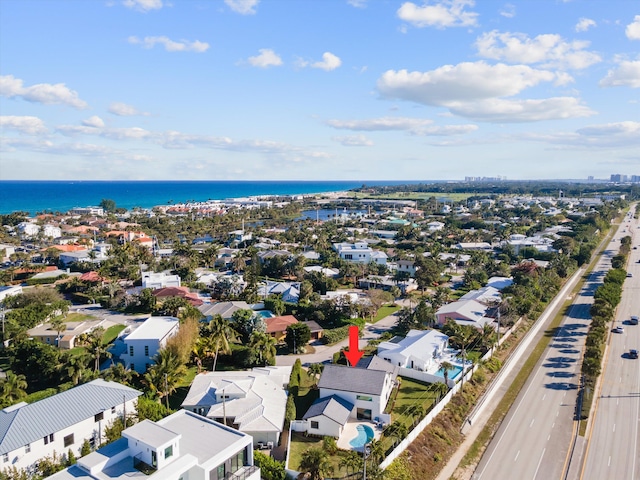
440, 361, 454, 388
307, 363, 324, 382
248, 331, 276, 366
50, 315, 67, 347
102, 362, 135, 385
367, 439, 385, 465
404, 404, 425, 425
1, 372, 28, 404
86, 327, 111, 371
205, 315, 237, 371
298, 447, 333, 480
143, 349, 187, 407
338, 450, 362, 477
63, 351, 92, 385
430, 381, 449, 403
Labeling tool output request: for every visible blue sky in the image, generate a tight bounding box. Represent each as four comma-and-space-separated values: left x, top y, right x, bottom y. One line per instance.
0, 0, 638, 181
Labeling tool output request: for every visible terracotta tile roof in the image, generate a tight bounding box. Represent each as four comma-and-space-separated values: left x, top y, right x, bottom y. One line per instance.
50, 244, 87, 252
265, 315, 299, 334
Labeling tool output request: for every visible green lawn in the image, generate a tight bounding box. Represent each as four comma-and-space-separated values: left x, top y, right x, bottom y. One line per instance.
380, 377, 437, 452
373, 305, 400, 323
65, 312, 96, 323
288, 432, 350, 477
102, 324, 126, 344
289, 375, 436, 472
294, 369, 320, 420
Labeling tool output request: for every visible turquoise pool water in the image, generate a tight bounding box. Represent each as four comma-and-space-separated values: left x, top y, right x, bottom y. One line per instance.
435, 364, 463, 380
255, 310, 274, 318
349, 424, 375, 448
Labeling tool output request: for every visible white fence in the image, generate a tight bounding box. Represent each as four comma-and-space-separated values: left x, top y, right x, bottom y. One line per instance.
378, 318, 523, 469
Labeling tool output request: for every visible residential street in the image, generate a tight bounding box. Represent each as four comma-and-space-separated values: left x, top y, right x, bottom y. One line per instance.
274, 299, 409, 366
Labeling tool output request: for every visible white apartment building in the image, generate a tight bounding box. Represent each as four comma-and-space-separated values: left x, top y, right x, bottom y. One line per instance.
49, 410, 260, 480
121, 316, 180, 373
0, 380, 141, 475
332, 242, 388, 265
142, 272, 181, 290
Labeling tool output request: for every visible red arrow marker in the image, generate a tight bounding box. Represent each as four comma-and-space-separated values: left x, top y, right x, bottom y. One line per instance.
344, 325, 364, 367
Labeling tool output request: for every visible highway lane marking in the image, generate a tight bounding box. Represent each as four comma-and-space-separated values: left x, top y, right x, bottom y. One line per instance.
613, 423, 616, 432
552, 422, 555, 428
547, 434, 550, 441
514, 451, 520, 462
542, 394, 546, 401
608, 456, 611, 467
533, 448, 546, 479
557, 411, 559, 417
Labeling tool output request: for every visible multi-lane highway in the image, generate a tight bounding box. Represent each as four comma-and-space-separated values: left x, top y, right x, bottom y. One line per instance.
474, 215, 631, 480
581, 210, 640, 480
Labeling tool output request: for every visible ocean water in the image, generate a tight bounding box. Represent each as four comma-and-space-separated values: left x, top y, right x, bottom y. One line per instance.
0, 180, 409, 215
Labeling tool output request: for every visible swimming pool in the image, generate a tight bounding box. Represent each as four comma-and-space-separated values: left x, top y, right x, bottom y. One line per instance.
434, 364, 463, 380
349, 424, 375, 448
255, 310, 274, 319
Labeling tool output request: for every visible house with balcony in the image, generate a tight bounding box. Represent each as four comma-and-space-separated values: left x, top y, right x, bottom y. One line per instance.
141, 272, 181, 290
0, 380, 141, 475
48, 410, 259, 480
316, 364, 396, 422
333, 242, 388, 265
181, 367, 291, 447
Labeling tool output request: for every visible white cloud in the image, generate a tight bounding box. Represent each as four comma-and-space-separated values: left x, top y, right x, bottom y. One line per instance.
626, 15, 640, 40
599, 60, 640, 88
447, 97, 594, 122
575, 18, 596, 32
247, 49, 283, 68
128, 36, 209, 53
0, 74, 88, 109
524, 121, 640, 148
122, 0, 163, 12
327, 116, 478, 135
377, 62, 558, 105
332, 135, 374, 146
312, 52, 342, 71
499, 3, 515, 18
327, 117, 434, 131
397, 0, 478, 29
347, 0, 368, 8
109, 102, 150, 116
225, 0, 259, 15
0, 115, 47, 135
475, 31, 601, 70
376, 63, 594, 122
82, 116, 105, 128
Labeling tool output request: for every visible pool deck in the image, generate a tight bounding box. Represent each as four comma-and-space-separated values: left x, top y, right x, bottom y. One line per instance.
336, 420, 382, 451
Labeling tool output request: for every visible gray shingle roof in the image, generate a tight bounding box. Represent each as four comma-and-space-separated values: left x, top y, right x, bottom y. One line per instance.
318, 364, 389, 396
302, 395, 353, 425
0, 379, 141, 454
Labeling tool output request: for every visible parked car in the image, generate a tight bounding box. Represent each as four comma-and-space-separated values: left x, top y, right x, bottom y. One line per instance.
629, 349, 639, 359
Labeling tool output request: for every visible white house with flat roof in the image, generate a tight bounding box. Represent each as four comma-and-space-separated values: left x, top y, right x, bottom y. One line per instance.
48, 410, 259, 480
120, 316, 180, 373
435, 300, 495, 330
377, 329, 450, 372
333, 242, 387, 265
0, 380, 141, 475
141, 272, 181, 290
